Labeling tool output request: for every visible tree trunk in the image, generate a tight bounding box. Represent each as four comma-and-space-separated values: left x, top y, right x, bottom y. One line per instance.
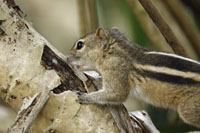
0, 1, 159, 132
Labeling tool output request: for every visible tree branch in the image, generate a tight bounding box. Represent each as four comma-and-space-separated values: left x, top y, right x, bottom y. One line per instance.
163, 0, 200, 58
137, 0, 188, 57
125, 0, 173, 52
8, 88, 50, 133
0, 0, 159, 132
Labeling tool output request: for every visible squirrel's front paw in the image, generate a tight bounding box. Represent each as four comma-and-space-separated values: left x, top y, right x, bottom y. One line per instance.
75, 92, 89, 104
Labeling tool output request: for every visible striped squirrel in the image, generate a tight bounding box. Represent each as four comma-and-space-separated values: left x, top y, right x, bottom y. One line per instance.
68, 27, 200, 128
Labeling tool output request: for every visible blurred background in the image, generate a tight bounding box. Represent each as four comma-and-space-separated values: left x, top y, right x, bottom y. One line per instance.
1, 0, 200, 132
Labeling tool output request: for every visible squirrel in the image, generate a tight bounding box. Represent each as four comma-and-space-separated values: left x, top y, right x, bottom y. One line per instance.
67, 27, 200, 128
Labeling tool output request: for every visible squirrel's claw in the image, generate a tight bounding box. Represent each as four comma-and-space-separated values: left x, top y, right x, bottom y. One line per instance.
75, 91, 87, 104
75, 91, 82, 96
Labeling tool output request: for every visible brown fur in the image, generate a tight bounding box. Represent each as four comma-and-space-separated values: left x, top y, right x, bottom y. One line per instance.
68, 27, 200, 128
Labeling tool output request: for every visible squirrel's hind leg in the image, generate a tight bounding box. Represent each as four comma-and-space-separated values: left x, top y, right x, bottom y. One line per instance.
178, 94, 200, 128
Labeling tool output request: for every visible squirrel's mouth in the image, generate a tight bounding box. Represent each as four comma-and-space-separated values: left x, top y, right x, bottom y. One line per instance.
68, 61, 82, 69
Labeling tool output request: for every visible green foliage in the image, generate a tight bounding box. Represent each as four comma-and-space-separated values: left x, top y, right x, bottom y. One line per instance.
95, 0, 150, 47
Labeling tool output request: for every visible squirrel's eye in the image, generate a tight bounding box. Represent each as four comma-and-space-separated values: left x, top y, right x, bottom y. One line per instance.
76, 41, 84, 50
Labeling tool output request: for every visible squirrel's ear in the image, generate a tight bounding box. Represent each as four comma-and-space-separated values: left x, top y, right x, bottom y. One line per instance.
95, 27, 107, 40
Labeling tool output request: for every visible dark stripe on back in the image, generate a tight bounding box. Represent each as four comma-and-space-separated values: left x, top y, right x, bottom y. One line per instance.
142, 70, 200, 85
138, 53, 200, 74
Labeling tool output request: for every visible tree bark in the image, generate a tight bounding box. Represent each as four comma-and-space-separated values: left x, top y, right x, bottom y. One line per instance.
0, 1, 158, 132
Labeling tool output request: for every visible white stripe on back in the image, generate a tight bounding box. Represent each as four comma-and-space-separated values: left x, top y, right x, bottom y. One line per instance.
134, 64, 200, 81
145, 51, 200, 65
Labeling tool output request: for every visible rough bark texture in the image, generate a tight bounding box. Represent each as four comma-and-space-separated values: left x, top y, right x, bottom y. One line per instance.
0, 1, 118, 132
0, 1, 159, 132
8, 88, 50, 133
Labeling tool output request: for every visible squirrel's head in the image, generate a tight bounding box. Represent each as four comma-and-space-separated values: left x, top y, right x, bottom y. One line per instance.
68, 27, 113, 71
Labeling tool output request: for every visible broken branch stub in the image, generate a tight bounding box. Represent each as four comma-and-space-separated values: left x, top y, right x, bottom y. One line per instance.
0, 1, 159, 132
0, 1, 119, 132
8, 88, 50, 133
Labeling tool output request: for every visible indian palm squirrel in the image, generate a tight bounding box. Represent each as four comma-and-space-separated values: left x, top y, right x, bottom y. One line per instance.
68, 27, 200, 128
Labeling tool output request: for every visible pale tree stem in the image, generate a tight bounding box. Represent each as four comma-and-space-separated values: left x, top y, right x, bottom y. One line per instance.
137, 0, 189, 57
